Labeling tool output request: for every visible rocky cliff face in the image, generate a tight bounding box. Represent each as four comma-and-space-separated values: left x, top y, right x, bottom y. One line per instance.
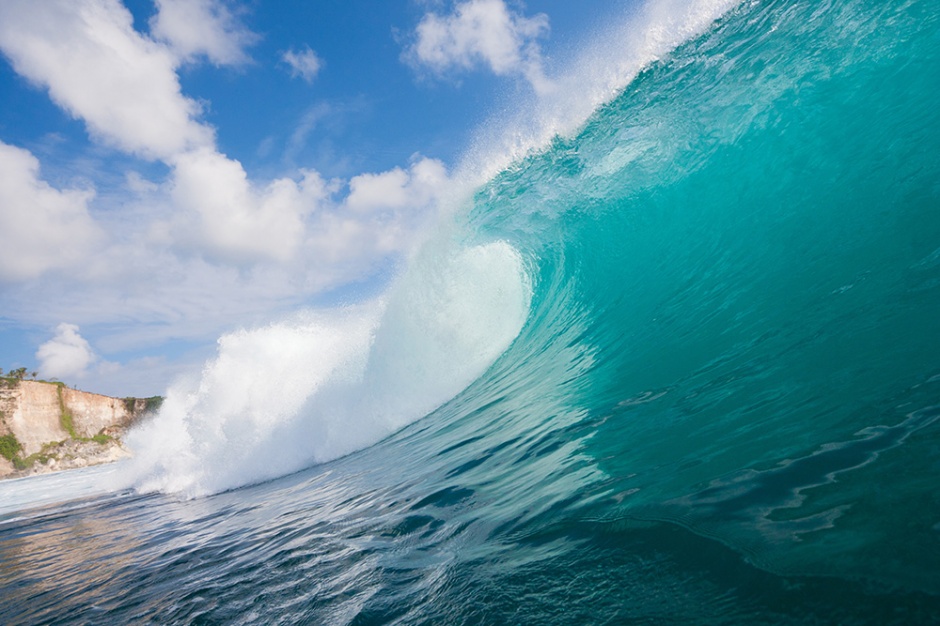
0, 379, 160, 479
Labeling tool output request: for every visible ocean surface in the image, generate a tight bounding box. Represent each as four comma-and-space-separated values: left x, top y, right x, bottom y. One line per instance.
2, 0, 940, 623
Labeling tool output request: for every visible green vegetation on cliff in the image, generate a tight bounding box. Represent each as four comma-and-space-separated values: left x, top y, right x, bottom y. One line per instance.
13, 441, 62, 471
0, 367, 38, 385
0, 433, 22, 462
57, 384, 78, 439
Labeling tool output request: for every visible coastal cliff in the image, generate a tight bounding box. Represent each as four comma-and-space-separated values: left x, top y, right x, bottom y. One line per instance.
0, 378, 161, 479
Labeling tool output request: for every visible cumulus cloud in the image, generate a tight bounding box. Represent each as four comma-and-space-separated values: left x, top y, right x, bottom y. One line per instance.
408, 0, 551, 92
150, 0, 257, 66
282, 46, 322, 82
0, 141, 102, 282
166, 154, 449, 266
303, 157, 452, 273
0, 0, 324, 264
167, 147, 343, 264
0, 0, 450, 270
346, 157, 449, 215
162, 151, 450, 265
36, 323, 97, 380
0, 0, 214, 160
167, 148, 328, 263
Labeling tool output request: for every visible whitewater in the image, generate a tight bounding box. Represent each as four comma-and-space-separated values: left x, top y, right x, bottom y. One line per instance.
2, 0, 940, 623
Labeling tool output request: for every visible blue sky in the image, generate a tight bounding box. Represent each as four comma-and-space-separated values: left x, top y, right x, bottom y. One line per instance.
0, 0, 732, 397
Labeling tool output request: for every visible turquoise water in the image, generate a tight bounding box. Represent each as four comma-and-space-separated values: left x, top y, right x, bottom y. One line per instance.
2, 0, 939, 622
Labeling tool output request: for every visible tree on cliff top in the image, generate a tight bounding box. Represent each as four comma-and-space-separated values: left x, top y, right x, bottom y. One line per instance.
1, 368, 37, 380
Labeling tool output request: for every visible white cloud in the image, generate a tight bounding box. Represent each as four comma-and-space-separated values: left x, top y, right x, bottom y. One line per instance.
346, 157, 449, 215
36, 323, 97, 380
282, 46, 322, 82
0, 0, 325, 265
0, 156, 450, 346
0, 0, 447, 272
409, 0, 551, 92
165, 154, 449, 266
165, 152, 449, 265
0, 141, 102, 282
346, 169, 410, 213
0, 0, 214, 160
150, 0, 257, 66
312, 157, 452, 274
167, 148, 327, 263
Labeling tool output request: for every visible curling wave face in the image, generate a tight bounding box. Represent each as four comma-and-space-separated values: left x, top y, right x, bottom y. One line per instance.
123, 0, 746, 498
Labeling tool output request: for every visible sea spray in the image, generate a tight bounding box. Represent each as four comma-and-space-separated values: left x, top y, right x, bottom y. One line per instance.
124, 308, 377, 495
124, 239, 531, 496
463, 0, 741, 183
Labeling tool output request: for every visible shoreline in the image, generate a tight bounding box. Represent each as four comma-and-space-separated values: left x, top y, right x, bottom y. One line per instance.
0, 432, 131, 481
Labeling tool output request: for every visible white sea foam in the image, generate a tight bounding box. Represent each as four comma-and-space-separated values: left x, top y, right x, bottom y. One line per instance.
124, 240, 530, 496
